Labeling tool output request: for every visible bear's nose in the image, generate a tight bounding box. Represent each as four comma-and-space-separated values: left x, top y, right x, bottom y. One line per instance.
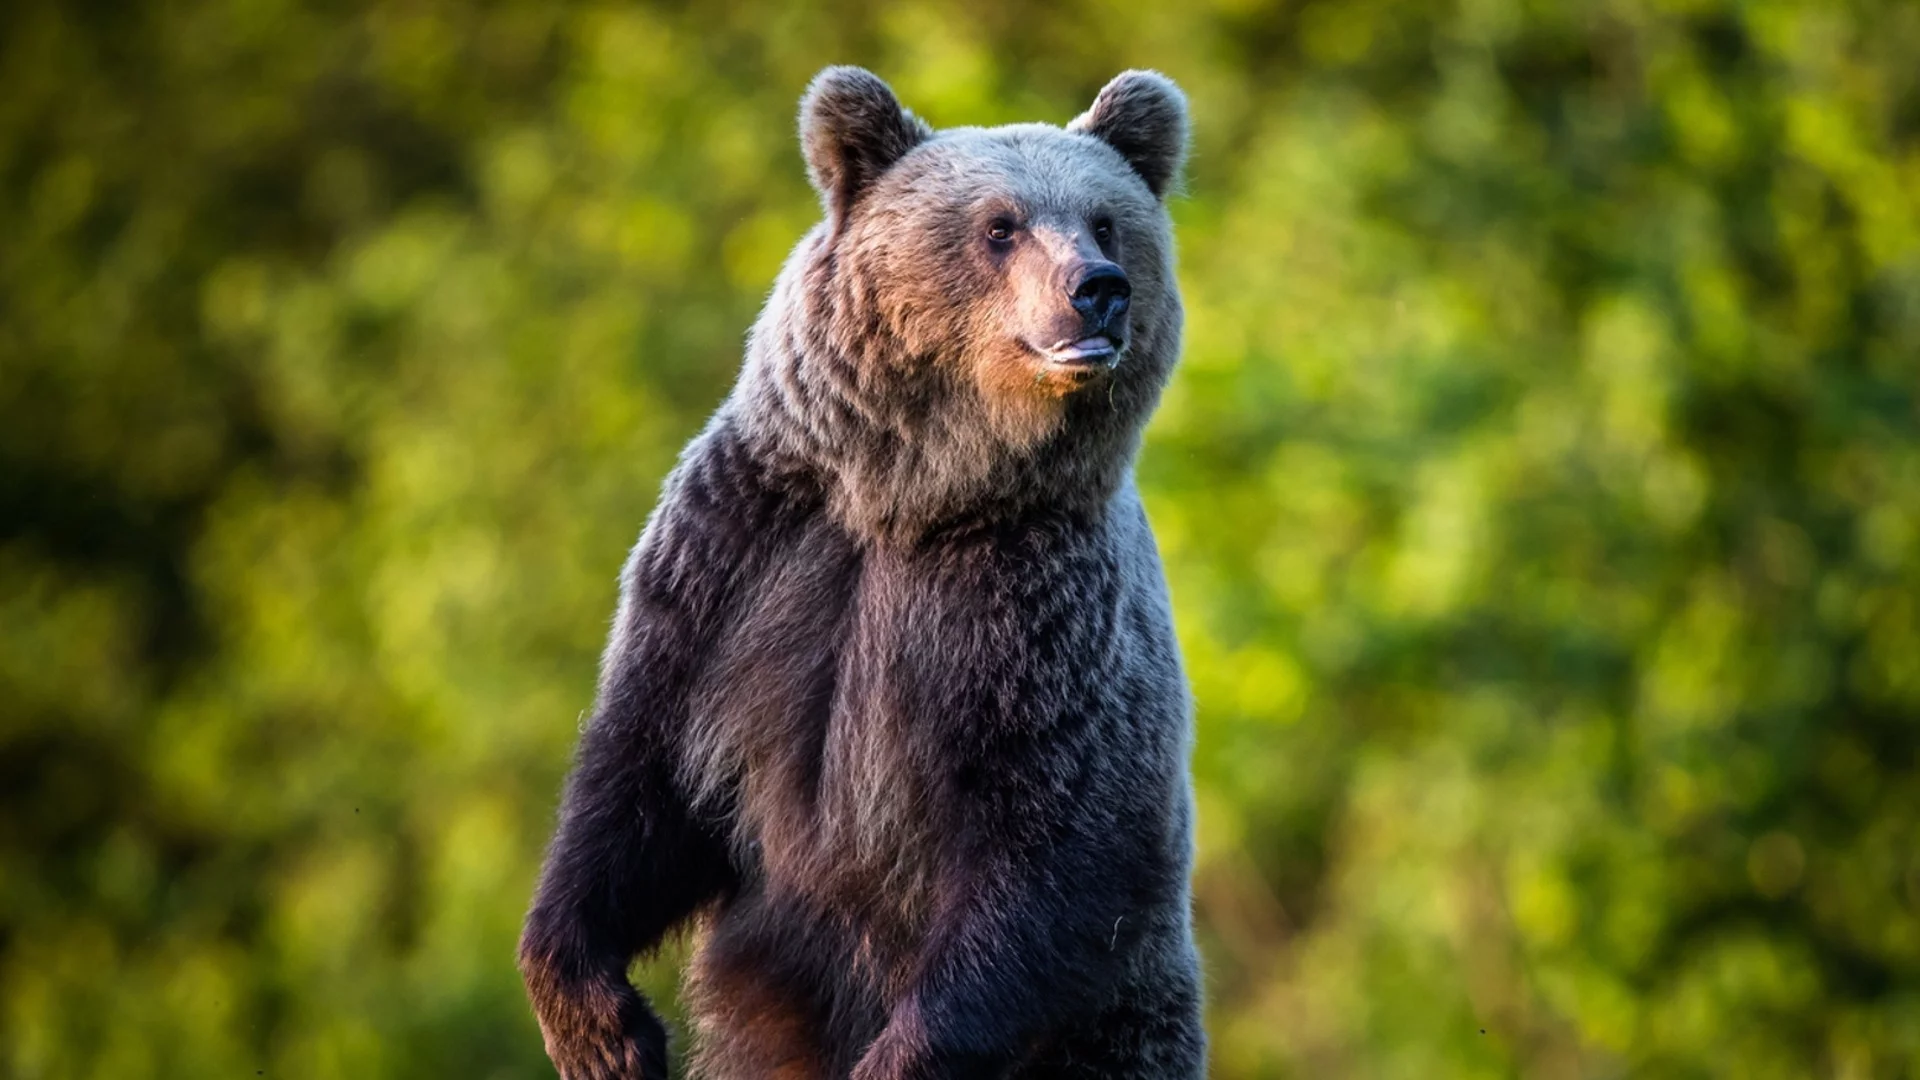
1069, 263, 1131, 327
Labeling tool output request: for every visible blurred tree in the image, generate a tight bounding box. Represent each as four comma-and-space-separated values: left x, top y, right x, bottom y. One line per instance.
1, 0, 1916, 1077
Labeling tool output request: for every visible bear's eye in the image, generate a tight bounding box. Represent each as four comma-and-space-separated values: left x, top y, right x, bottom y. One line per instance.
986, 219, 1016, 245
1093, 218, 1115, 245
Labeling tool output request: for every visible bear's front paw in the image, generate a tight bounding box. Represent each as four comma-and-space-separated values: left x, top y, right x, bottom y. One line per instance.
537, 982, 670, 1080
550, 1033, 666, 1080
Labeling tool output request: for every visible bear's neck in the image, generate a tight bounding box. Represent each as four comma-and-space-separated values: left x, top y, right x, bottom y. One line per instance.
726, 248, 1147, 544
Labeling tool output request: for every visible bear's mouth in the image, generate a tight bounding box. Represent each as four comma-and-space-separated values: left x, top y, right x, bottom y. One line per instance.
1036, 334, 1123, 371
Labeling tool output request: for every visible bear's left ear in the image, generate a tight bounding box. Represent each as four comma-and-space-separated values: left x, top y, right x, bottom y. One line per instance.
1068, 70, 1190, 199
800, 66, 932, 226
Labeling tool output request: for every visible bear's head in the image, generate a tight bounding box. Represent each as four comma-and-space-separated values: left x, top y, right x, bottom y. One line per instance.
742, 68, 1189, 535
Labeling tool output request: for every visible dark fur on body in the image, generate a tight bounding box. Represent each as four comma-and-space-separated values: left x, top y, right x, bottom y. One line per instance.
520, 68, 1204, 1080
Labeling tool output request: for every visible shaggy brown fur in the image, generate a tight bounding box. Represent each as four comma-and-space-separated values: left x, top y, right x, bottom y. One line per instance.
520, 67, 1204, 1079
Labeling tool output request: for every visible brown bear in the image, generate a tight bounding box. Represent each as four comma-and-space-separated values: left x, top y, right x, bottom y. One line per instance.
519, 67, 1204, 1079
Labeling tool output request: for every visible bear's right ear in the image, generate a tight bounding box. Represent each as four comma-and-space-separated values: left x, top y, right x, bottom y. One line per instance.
800, 66, 931, 227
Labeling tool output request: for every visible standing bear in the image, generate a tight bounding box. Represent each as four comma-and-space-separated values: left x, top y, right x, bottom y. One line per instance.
519, 67, 1204, 1080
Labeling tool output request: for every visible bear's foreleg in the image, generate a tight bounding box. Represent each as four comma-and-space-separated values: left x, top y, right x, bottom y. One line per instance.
520, 442, 779, 1079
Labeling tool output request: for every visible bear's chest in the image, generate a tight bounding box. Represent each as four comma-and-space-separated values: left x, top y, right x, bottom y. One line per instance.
681, 520, 968, 908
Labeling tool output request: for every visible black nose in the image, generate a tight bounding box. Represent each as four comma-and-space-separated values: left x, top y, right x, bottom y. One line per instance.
1069, 263, 1131, 326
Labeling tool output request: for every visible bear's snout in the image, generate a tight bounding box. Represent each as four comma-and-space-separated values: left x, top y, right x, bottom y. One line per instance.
1068, 261, 1131, 333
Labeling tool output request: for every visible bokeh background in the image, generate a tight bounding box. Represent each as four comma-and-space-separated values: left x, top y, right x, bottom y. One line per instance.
4, 0, 1919, 1076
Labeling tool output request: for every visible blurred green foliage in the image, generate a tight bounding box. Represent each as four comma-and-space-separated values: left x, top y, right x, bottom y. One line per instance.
3, 0, 1918, 1076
